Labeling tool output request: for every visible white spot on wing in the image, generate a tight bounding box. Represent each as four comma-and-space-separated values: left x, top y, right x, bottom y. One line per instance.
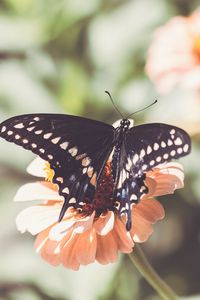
142, 164, 147, 170
153, 143, 159, 150
51, 137, 61, 144
161, 141, 166, 148
170, 150, 176, 156
7, 131, 13, 135
150, 160, 155, 166
147, 145, 152, 154
35, 130, 43, 135
56, 177, 63, 183
14, 123, 24, 129
82, 157, 91, 167
140, 149, 145, 159
69, 197, 76, 204
167, 139, 173, 146
130, 194, 137, 201
69, 147, 78, 157
133, 154, 139, 164
174, 137, 182, 146
62, 187, 69, 194
32, 143, 37, 148
27, 126, 35, 132
60, 142, 69, 150
163, 153, 169, 159
34, 117, 40, 121
170, 129, 175, 135
44, 133, 52, 139
15, 135, 20, 140
48, 154, 53, 160
183, 144, 189, 152
23, 139, 28, 144
177, 147, 183, 154
1, 126, 6, 133
156, 156, 161, 162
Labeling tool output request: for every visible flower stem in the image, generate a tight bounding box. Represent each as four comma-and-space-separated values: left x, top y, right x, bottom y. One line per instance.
128, 245, 180, 300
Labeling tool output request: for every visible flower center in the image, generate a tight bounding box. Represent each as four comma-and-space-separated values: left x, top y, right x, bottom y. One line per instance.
193, 35, 200, 61
44, 162, 55, 182
44, 160, 115, 216
81, 162, 115, 216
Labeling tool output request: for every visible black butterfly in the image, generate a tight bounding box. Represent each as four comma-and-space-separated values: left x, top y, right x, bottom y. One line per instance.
0, 112, 191, 230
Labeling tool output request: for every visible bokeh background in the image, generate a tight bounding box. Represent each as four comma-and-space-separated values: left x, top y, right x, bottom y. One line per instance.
0, 0, 200, 299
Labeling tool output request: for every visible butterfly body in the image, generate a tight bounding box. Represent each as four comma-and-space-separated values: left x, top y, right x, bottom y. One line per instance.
0, 113, 191, 230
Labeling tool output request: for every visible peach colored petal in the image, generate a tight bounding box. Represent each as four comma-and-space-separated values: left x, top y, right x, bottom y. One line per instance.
27, 157, 47, 177
94, 211, 114, 235
112, 217, 134, 253
144, 177, 156, 198
60, 234, 80, 270
40, 239, 61, 266
49, 219, 76, 241
14, 182, 63, 202
35, 227, 50, 253
75, 228, 97, 265
73, 212, 95, 234
96, 232, 118, 265
130, 213, 153, 243
16, 204, 61, 234
134, 198, 165, 223
147, 162, 184, 196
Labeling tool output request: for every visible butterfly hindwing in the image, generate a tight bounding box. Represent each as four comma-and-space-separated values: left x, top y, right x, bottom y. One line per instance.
0, 114, 115, 217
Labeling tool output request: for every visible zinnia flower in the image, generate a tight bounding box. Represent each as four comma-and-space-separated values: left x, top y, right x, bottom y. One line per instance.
146, 10, 200, 94
14, 157, 184, 270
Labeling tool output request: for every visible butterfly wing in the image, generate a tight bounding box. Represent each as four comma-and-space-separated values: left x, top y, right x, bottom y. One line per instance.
114, 123, 191, 230
0, 114, 115, 218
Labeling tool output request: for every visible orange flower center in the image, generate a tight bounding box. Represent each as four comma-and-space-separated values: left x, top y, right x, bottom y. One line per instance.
81, 162, 115, 216
193, 35, 200, 61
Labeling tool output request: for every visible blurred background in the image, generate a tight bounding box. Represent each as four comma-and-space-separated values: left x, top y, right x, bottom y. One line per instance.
0, 0, 200, 299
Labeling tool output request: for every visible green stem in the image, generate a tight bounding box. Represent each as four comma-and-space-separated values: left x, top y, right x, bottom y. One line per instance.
128, 245, 180, 300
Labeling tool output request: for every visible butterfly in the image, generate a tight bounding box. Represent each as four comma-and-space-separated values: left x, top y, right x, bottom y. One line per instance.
0, 109, 191, 230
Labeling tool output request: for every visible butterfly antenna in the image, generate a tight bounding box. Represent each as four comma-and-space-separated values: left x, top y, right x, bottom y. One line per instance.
126, 99, 158, 119
105, 91, 124, 119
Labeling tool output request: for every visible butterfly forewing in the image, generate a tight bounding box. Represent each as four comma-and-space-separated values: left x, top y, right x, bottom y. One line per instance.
0, 114, 115, 217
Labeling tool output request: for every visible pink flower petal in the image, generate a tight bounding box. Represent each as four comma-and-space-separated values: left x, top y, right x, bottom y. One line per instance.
94, 211, 114, 235
96, 232, 118, 265
14, 182, 63, 202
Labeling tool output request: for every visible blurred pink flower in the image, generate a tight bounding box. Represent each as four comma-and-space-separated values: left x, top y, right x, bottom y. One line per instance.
146, 10, 200, 94
14, 157, 184, 270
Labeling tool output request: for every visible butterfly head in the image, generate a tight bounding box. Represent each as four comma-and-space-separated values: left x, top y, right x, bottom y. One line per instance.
112, 118, 134, 129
